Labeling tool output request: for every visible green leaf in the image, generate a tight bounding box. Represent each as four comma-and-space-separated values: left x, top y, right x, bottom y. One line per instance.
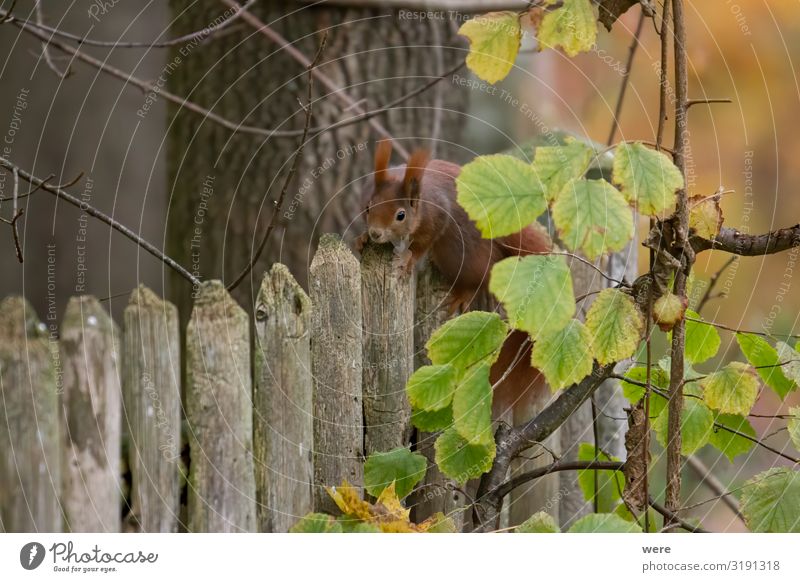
516, 511, 559, 533
452, 363, 494, 445
740, 468, 800, 532
585, 289, 644, 365
458, 12, 522, 83
411, 406, 453, 432
737, 333, 795, 399
788, 407, 800, 452
615, 504, 659, 533
363, 447, 427, 499
620, 366, 670, 419
709, 414, 755, 461
681, 310, 721, 364
427, 311, 508, 371
424, 513, 458, 533
568, 513, 642, 533
434, 427, 495, 483
531, 319, 594, 391
290, 513, 343, 533
700, 362, 759, 416
337, 519, 381, 533
531, 140, 594, 201
490, 255, 575, 339
406, 365, 457, 412
537, 0, 597, 58
653, 395, 714, 456
456, 154, 547, 238
776, 341, 800, 386
622, 366, 669, 416
551, 179, 634, 260
576, 443, 624, 513
612, 142, 684, 215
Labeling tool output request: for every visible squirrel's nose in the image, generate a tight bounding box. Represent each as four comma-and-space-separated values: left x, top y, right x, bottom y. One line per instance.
369, 228, 382, 242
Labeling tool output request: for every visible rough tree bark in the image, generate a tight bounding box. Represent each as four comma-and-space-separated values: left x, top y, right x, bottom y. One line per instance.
166, 1, 468, 318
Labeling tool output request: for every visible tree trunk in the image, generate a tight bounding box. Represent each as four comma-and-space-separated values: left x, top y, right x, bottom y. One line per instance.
166, 1, 467, 318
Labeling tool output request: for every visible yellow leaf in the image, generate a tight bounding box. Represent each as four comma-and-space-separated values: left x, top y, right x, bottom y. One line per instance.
689, 194, 724, 239
326, 481, 373, 521
537, 0, 597, 57
459, 12, 521, 83
652, 292, 688, 332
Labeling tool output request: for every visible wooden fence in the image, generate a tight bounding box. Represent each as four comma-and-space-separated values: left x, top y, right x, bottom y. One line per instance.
0, 234, 482, 533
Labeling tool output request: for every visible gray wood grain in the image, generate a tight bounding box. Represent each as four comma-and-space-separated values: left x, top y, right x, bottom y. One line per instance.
254, 265, 313, 532
186, 281, 256, 532
121, 285, 181, 532
309, 234, 364, 513
59, 296, 121, 532
360, 243, 414, 456
0, 297, 62, 532
411, 264, 467, 529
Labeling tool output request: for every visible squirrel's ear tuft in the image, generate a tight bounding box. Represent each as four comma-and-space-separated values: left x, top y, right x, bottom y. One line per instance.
403, 149, 429, 205
374, 140, 393, 186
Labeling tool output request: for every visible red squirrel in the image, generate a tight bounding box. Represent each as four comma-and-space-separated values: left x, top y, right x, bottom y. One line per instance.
357, 140, 552, 417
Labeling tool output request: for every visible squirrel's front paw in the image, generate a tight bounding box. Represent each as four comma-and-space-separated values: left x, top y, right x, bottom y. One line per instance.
391, 248, 414, 277
354, 232, 369, 254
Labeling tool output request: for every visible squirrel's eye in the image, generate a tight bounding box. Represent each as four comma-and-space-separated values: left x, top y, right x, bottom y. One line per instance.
396, 210, 406, 222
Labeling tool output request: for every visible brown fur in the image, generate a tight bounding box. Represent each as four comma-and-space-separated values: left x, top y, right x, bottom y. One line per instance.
359, 141, 555, 416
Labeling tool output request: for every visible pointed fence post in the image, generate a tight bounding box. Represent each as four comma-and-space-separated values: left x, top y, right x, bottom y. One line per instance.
59, 296, 122, 532
254, 265, 313, 532
309, 234, 363, 513
186, 281, 256, 532
122, 286, 181, 532
0, 297, 62, 532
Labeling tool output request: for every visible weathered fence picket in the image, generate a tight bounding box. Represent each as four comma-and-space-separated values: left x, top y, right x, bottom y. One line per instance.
186, 281, 256, 532
122, 286, 181, 532
254, 264, 313, 532
59, 296, 121, 533
0, 297, 62, 532
360, 243, 414, 456
0, 233, 523, 533
309, 234, 364, 513
411, 266, 468, 529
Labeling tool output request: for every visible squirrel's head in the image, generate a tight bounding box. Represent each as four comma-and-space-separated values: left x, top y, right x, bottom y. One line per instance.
363, 140, 429, 246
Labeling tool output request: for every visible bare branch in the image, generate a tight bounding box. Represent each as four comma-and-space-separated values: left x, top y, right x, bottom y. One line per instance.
0, 156, 199, 286
685, 455, 745, 523
686, 98, 732, 109
473, 362, 616, 530
607, 8, 646, 146
650, 497, 709, 533
696, 255, 737, 312
227, 32, 328, 292
220, 0, 406, 158
33, 0, 71, 78
1, 0, 257, 48
692, 225, 800, 257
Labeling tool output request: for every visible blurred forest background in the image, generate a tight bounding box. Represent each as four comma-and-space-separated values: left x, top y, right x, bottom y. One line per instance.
0, 1, 798, 531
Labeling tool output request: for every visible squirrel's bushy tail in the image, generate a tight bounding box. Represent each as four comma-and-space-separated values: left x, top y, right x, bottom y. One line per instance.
490, 329, 548, 420
490, 223, 553, 419
496, 223, 553, 258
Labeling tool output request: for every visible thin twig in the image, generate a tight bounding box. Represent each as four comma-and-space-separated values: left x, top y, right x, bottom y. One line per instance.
33, 0, 71, 78
0, 156, 199, 286
227, 32, 328, 292
219, 0, 406, 158
1, 0, 257, 48
686, 98, 732, 109
696, 255, 737, 312
606, 9, 646, 146
685, 455, 745, 523
650, 497, 709, 533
